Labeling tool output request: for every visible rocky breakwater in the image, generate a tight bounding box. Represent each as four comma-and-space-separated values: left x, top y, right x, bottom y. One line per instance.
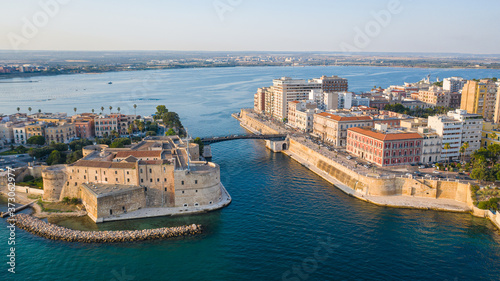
7, 214, 202, 243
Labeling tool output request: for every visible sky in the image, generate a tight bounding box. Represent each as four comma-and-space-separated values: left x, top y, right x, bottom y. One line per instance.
0, 0, 499, 54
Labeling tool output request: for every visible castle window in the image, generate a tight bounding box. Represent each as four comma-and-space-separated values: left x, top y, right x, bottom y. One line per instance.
164, 178, 167, 182
195, 190, 198, 193
95, 176, 97, 180
144, 187, 147, 192
181, 181, 184, 185
150, 178, 153, 182
209, 201, 212, 205
70, 176, 72, 179
83, 175, 86, 179
126, 171, 129, 175
140, 169, 143, 173
116, 178, 118, 182
110, 209, 112, 215
67, 182, 69, 186
141, 179, 144, 183
157, 178, 160, 182
194, 203, 199, 207
164, 188, 167, 191
74, 182, 77, 186
127, 178, 130, 183
182, 191, 185, 194
149, 169, 152, 173
103, 171, 106, 175
183, 203, 188, 207
105, 177, 107, 181
115, 171, 117, 174
195, 180, 198, 184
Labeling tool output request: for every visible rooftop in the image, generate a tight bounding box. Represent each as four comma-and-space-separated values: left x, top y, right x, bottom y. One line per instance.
349, 127, 423, 141
81, 183, 143, 197
317, 112, 373, 122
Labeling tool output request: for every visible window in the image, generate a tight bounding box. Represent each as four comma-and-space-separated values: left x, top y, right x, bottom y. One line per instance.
150, 178, 153, 183
141, 179, 144, 183
182, 191, 185, 194
183, 203, 188, 207
115, 171, 117, 174
181, 181, 184, 185
149, 169, 152, 173
127, 178, 130, 183
195, 180, 198, 184
126, 171, 129, 175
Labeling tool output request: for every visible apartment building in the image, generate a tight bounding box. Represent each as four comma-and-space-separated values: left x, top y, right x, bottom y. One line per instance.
287, 100, 317, 132
443, 77, 465, 93
45, 123, 76, 144
94, 115, 118, 137
309, 75, 348, 92
13, 124, 26, 144
271, 77, 321, 120
313, 112, 373, 147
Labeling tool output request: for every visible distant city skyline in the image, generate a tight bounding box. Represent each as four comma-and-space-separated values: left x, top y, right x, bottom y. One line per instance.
1, 0, 499, 54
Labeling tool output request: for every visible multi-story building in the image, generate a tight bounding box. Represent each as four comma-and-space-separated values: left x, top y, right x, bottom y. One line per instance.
447, 92, 462, 108
481, 122, 500, 148
352, 96, 370, 107
447, 109, 483, 155
45, 123, 76, 144
481, 79, 498, 121
428, 109, 482, 161
0, 122, 14, 145
460, 80, 487, 117
13, 124, 26, 144
309, 75, 348, 92
417, 127, 442, 164
254, 87, 268, 114
417, 86, 448, 107
443, 77, 465, 93
337, 92, 353, 109
94, 115, 118, 137
494, 83, 500, 124
112, 114, 140, 136
75, 119, 95, 139
313, 112, 373, 147
346, 124, 423, 167
25, 123, 45, 139
287, 100, 317, 132
271, 77, 322, 120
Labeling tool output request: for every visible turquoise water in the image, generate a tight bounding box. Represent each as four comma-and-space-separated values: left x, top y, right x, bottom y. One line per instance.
1, 66, 500, 280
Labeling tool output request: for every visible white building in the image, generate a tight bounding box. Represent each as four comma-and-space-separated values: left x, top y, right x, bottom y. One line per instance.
13, 124, 26, 145
417, 127, 442, 164
338, 92, 353, 110
443, 77, 466, 93
272, 77, 321, 120
352, 96, 370, 107
428, 109, 482, 161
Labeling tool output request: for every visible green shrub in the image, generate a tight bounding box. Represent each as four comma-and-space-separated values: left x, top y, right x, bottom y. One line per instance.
23, 175, 35, 182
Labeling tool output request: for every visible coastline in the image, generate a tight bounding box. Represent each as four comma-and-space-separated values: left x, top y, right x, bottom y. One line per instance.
235, 109, 500, 231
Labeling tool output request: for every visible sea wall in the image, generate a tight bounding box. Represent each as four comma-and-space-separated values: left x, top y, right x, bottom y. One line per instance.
8, 213, 202, 243
239, 109, 281, 134
239, 109, 470, 204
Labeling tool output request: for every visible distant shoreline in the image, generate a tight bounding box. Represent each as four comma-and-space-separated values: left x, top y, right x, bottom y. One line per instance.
1, 63, 499, 81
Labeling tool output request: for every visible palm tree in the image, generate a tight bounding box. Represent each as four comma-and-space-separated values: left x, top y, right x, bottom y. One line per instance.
462, 142, 469, 162
73, 107, 77, 115
28, 107, 32, 115
91, 108, 95, 114
459, 145, 465, 164
16, 107, 20, 113
117, 107, 121, 114
133, 104, 137, 116
444, 143, 451, 168
490, 132, 498, 142
38, 109, 41, 113
100, 106, 104, 113
109, 106, 113, 114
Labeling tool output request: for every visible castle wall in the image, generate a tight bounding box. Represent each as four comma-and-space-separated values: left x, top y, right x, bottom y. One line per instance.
174, 162, 222, 207
138, 163, 175, 207
42, 165, 68, 202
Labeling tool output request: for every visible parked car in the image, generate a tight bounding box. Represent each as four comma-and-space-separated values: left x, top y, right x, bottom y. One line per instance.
346, 156, 352, 160
433, 171, 440, 174
419, 165, 426, 169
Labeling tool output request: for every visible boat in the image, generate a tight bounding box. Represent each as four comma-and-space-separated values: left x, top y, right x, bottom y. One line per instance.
108, 82, 112, 84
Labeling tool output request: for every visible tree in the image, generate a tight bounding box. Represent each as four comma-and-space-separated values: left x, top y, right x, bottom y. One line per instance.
110, 138, 131, 148
193, 137, 204, 156
28, 107, 32, 114
490, 132, 498, 141
165, 128, 176, 136
38, 109, 41, 113
91, 108, 95, 114
27, 136, 46, 146
133, 104, 137, 116
128, 124, 134, 135
73, 107, 77, 115
117, 107, 121, 114
109, 106, 113, 113
17, 107, 20, 113
66, 150, 83, 164
443, 143, 451, 166
101, 106, 105, 113
46, 150, 62, 165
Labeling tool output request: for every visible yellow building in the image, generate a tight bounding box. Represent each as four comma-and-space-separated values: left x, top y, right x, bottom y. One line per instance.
25, 123, 45, 139
481, 121, 500, 148
460, 79, 495, 120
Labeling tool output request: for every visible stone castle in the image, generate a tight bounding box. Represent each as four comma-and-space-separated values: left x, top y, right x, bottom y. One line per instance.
42, 136, 231, 222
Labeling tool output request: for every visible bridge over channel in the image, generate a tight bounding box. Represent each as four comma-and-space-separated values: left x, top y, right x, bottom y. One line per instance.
200, 134, 287, 145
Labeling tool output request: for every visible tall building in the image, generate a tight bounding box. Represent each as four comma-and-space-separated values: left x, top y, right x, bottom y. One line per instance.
460, 80, 487, 117
443, 77, 465, 93
45, 123, 76, 144
287, 100, 317, 132
481, 79, 498, 121
310, 75, 348, 92
254, 87, 268, 114
428, 109, 482, 161
494, 83, 500, 123
271, 77, 321, 120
